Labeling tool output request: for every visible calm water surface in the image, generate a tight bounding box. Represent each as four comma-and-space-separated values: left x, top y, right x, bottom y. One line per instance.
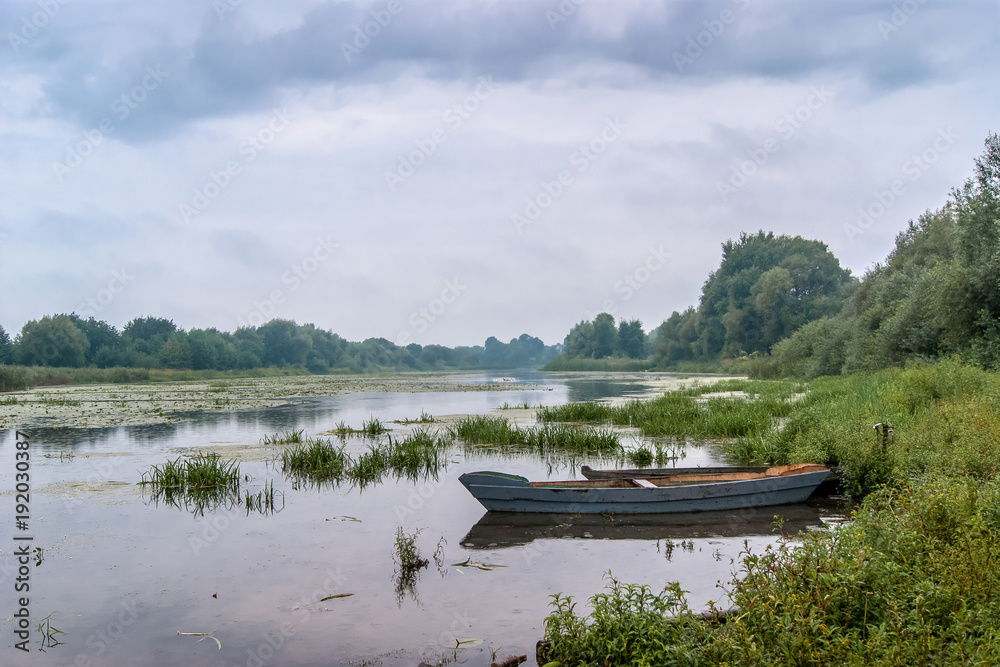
0, 372, 844, 666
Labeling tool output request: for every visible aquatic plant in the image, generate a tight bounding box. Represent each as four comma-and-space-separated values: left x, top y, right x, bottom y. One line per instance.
392, 527, 429, 605
139, 452, 242, 514
626, 446, 654, 467
260, 428, 305, 445
451, 415, 620, 453
361, 417, 388, 435
280, 438, 350, 484
243, 480, 282, 516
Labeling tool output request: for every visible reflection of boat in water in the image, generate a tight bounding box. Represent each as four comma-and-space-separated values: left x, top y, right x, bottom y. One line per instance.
458, 464, 831, 514
460, 502, 840, 550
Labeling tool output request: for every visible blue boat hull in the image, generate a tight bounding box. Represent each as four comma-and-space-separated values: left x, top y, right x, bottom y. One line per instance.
459, 469, 831, 514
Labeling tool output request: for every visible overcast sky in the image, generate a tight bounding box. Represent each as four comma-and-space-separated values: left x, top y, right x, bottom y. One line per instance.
1, 0, 997, 347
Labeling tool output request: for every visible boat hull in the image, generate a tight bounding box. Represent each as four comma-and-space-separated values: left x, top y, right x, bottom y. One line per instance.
459, 469, 830, 514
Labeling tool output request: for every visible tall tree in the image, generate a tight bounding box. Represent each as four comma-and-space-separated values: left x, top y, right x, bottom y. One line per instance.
617, 319, 647, 358
656, 231, 854, 363
0, 324, 12, 364
17, 314, 89, 367
592, 313, 618, 358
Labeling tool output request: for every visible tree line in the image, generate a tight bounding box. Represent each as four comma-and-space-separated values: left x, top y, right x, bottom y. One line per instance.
554, 133, 1000, 379
0, 315, 560, 372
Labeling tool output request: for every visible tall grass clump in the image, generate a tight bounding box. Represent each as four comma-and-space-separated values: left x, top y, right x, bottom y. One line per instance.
260, 428, 305, 445
0, 365, 31, 392
139, 452, 241, 514
280, 438, 351, 484
346, 429, 445, 487
361, 417, 388, 436
451, 415, 620, 453
539, 383, 797, 440
542, 475, 1000, 665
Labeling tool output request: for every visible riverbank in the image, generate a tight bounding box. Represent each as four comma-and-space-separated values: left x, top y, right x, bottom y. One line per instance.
540, 359, 1000, 665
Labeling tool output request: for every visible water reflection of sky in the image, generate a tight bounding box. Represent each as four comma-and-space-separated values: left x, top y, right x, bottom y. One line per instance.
0, 373, 845, 666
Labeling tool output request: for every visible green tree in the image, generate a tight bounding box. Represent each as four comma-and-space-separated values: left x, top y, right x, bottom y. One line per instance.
69, 315, 121, 366
617, 319, 647, 358
188, 328, 227, 370
17, 314, 89, 367
160, 331, 192, 369
653, 308, 698, 365
564, 320, 596, 358
656, 231, 853, 362
258, 319, 311, 366
0, 324, 12, 364
592, 313, 617, 358
122, 316, 177, 366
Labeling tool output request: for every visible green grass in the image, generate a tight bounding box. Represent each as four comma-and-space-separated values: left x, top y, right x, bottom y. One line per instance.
280, 438, 351, 484
260, 429, 306, 445
0, 364, 31, 392
393, 410, 437, 424
139, 452, 242, 514
542, 475, 1000, 666
280, 429, 447, 487
450, 415, 621, 453
346, 430, 445, 487
0, 364, 311, 391
361, 417, 388, 435
540, 360, 1000, 664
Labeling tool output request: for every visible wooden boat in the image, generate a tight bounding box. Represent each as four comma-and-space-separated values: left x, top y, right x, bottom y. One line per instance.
582, 465, 768, 480
581, 464, 843, 495
458, 463, 831, 514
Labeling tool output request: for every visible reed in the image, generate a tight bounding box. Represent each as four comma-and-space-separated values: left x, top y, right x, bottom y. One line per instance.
139, 452, 242, 514
280, 438, 351, 483
451, 415, 620, 453
260, 428, 305, 445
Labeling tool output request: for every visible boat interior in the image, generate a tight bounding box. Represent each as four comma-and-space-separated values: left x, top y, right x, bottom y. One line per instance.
530, 463, 829, 489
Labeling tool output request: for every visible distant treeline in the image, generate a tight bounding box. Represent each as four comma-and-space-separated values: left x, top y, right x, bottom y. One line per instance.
551, 133, 1000, 379
0, 316, 560, 373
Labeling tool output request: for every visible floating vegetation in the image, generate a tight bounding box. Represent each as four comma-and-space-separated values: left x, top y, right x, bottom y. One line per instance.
1, 396, 18, 405
451, 558, 506, 571
450, 415, 620, 453
306, 593, 354, 605
40, 396, 82, 406
176, 631, 221, 650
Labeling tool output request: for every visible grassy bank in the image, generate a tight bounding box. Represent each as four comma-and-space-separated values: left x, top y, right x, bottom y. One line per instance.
0, 364, 312, 391
540, 359, 1000, 665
